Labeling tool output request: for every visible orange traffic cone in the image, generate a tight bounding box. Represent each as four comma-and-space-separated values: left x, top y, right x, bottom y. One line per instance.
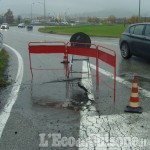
124, 76, 142, 113
61, 52, 69, 63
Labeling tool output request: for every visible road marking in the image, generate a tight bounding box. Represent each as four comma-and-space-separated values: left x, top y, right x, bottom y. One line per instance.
0, 44, 24, 138
81, 61, 96, 111
93, 39, 118, 46
79, 61, 97, 149
78, 62, 149, 149
90, 63, 150, 98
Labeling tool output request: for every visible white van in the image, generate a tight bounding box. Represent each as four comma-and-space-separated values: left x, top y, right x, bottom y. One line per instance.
0, 23, 9, 29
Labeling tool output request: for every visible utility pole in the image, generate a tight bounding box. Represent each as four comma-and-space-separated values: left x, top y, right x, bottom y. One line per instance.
37, 1, 46, 23
139, 0, 141, 22
44, 0, 46, 21
31, 3, 34, 21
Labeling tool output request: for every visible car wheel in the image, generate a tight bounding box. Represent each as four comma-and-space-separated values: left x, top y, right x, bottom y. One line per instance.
120, 43, 132, 59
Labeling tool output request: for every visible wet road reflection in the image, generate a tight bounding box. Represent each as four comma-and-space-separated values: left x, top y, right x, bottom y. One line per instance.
0, 26, 150, 149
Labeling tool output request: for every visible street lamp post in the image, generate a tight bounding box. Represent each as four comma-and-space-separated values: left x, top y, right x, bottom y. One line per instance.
37, 0, 46, 22
31, 3, 34, 21
139, 0, 141, 22
44, 0, 46, 21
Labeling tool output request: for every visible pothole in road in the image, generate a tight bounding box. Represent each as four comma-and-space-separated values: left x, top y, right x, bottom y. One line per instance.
32, 81, 90, 111
32, 91, 89, 111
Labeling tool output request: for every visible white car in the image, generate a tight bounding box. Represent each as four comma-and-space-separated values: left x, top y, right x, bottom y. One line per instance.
0, 23, 9, 29
18, 23, 25, 28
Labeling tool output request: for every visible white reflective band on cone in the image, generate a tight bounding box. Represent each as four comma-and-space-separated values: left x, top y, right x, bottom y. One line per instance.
132, 83, 138, 88
129, 102, 140, 108
131, 93, 139, 98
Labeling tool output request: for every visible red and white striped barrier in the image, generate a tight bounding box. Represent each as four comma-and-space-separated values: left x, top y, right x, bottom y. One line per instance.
28, 41, 116, 102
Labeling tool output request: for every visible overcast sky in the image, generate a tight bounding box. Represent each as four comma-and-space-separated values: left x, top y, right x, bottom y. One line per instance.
0, 0, 150, 18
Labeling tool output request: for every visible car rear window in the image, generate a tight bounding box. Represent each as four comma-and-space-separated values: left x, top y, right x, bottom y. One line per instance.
133, 25, 145, 35
144, 24, 150, 37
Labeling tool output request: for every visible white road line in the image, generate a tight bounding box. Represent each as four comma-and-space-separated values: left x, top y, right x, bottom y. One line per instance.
92, 39, 118, 46
78, 62, 149, 149
0, 44, 24, 138
90, 63, 150, 98
81, 61, 94, 102
78, 61, 96, 149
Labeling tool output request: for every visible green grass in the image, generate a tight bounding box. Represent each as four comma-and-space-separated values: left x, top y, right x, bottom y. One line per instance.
0, 49, 9, 87
38, 24, 126, 37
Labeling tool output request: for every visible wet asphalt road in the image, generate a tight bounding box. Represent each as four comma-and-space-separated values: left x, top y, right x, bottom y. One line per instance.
0, 26, 150, 149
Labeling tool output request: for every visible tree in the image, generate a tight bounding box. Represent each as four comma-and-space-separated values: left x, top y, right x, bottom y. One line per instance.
4, 9, 14, 24
0, 15, 4, 24
127, 16, 139, 24
87, 17, 100, 24
107, 15, 116, 24
17, 15, 22, 24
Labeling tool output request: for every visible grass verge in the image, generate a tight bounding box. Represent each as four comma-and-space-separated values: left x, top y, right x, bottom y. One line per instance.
38, 24, 126, 37
0, 48, 9, 87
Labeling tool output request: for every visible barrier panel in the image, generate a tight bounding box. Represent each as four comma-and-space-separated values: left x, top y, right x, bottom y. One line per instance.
66, 42, 97, 78
97, 45, 116, 103
29, 41, 66, 54
67, 42, 97, 58
28, 41, 66, 78
28, 41, 116, 103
